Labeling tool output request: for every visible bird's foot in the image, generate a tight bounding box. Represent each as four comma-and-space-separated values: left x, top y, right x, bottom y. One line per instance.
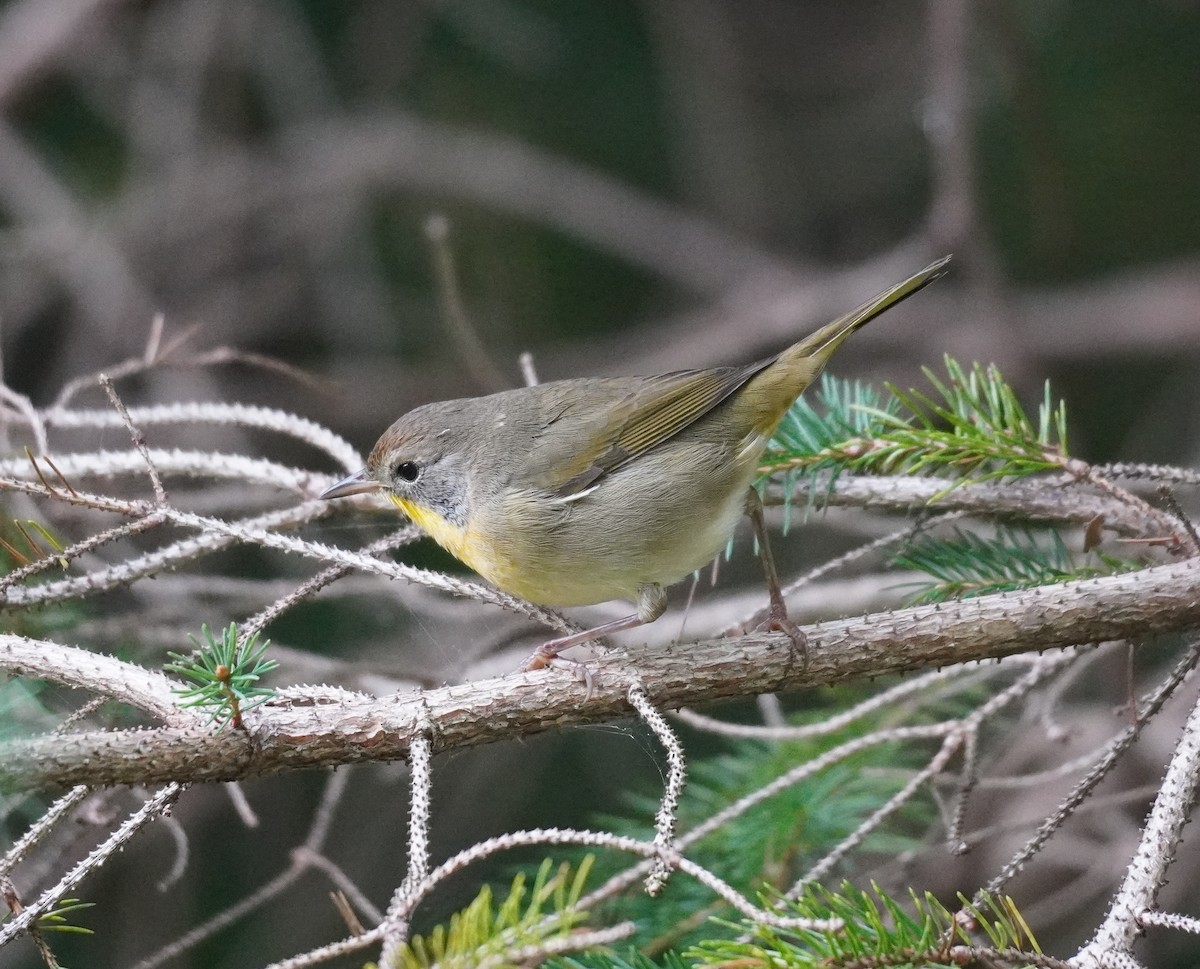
755, 605, 808, 671
522, 640, 595, 697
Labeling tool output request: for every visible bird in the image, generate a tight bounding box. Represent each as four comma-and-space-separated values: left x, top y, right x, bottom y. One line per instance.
322, 256, 950, 668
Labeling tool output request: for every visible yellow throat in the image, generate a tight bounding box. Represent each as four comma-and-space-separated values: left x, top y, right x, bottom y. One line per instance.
387, 492, 516, 581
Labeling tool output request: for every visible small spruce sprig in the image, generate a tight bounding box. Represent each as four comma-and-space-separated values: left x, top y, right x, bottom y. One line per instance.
378, 857, 592, 969
688, 882, 1044, 969
35, 898, 95, 935
762, 357, 1070, 499
0, 897, 94, 936
165, 623, 277, 729
893, 525, 1140, 604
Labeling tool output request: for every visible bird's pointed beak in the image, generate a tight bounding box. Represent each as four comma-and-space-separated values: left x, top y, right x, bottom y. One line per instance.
320, 468, 381, 500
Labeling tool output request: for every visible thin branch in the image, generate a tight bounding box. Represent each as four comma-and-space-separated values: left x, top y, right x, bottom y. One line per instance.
580, 720, 965, 915
129, 770, 355, 969
1138, 910, 1200, 935
0, 384, 47, 456
100, 373, 167, 504
518, 351, 539, 387
0, 786, 89, 878
0, 501, 332, 610
0, 511, 165, 593
43, 401, 363, 472
773, 472, 1156, 538
983, 635, 1200, 900
0, 785, 184, 945
1075, 678, 1200, 966
424, 213, 509, 392
387, 826, 842, 941
403, 730, 432, 891
629, 683, 687, 896
673, 662, 1005, 741
129, 855, 311, 969
241, 528, 418, 641
50, 330, 336, 412
793, 653, 1075, 891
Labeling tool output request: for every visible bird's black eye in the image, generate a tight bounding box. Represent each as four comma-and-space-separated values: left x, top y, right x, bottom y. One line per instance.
393, 460, 421, 483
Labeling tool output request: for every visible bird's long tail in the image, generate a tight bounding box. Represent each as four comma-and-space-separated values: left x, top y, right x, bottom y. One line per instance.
783, 254, 952, 369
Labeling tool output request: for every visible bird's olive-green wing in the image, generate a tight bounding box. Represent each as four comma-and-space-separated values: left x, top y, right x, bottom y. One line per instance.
537, 257, 954, 499
549, 360, 774, 498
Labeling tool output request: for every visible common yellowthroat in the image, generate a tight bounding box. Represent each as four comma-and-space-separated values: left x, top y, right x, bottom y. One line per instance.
323, 256, 949, 667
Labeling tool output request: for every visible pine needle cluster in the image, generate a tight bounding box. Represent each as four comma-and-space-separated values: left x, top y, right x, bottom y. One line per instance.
893, 525, 1139, 604
760, 357, 1147, 601
688, 883, 1042, 968
378, 859, 592, 969
762, 357, 1070, 498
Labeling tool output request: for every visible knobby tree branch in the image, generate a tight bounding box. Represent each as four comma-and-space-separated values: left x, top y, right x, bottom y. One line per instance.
3, 556, 1199, 792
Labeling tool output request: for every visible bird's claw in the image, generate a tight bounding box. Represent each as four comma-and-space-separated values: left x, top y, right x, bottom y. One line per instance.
521, 646, 595, 699
756, 606, 808, 671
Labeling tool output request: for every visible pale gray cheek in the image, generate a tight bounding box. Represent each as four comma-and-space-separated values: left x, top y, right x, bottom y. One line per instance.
426, 475, 471, 527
